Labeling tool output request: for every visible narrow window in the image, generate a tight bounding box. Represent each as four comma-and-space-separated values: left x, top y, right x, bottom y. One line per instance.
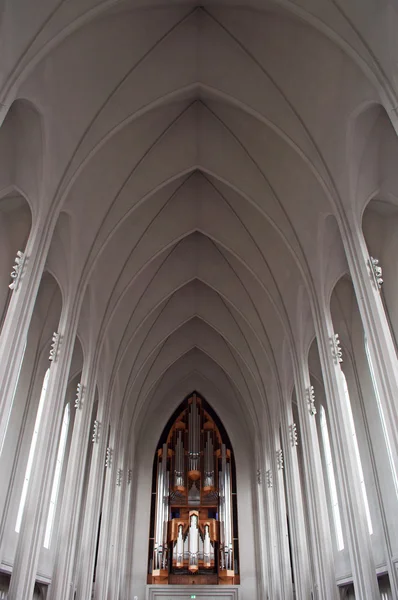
15, 368, 50, 533
319, 405, 344, 550
365, 338, 398, 499
0, 340, 27, 457
341, 371, 373, 535
43, 402, 70, 548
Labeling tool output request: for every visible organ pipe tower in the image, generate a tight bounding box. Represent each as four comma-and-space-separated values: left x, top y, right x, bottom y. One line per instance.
148, 393, 239, 586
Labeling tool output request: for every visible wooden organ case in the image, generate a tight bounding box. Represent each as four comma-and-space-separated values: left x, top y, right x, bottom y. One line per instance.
148, 393, 240, 586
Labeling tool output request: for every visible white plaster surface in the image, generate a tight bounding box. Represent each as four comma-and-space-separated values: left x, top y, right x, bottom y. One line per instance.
0, 2, 398, 599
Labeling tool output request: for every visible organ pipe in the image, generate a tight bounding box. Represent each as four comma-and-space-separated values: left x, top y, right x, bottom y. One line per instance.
188, 512, 199, 571
153, 443, 169, 571
204, 524, 211, 567
175, 431, 184, 490
220, 444, 233, 571
176, 525, 184, 567
204, 432, 214, 490
162, 469, 169, 569
188, 398, 200, 475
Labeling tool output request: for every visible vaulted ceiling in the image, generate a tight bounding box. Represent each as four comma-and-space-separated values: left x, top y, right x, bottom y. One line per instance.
1, 0, 398, 452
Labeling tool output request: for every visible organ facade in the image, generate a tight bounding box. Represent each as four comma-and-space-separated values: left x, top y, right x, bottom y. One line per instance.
148, 393, 239, 586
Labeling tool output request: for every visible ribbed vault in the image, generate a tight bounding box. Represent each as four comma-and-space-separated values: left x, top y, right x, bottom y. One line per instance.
3, 2, 398, 600
2, 0, 398, 471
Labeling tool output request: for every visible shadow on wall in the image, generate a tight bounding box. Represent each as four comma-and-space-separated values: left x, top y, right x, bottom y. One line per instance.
339, 583, 355, 599
0, 573, 47, 598
339, 574, 393, 599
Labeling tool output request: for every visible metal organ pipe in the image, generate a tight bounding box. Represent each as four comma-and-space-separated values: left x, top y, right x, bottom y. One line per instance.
191, 402, 194, 463
219, 461, 225, 569
162, 469, 169, 569
194, 404, 196, 468
189, 403, 192, 470
175, 431, 184, 489
180, 432, 184, 475
225, 462, 233, 569
204, 524, 211, 567
194, 401, 196, 467
154, 456, 163, 569
188, 513, 199, 571
204, 432, 214, 489
220, 444, 233, 571
189, 398, 200, 471
154, 443, 169, 570
176, 525, 184, 567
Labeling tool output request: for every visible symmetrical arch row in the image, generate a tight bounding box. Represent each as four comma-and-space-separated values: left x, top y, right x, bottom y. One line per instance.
1, 173, 398, 600
0, 2, 398, 600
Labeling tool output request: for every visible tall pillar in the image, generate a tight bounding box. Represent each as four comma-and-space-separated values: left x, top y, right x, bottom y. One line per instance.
294, 356, 338, 600
279, 393, 312, 600
0, 221, 49, 452
332, 217, 398, 597
255, 476, 268, 598
119, 444, 135, 600
272, 425, 294, 600
254, 438, 271, 600
98, 445, 127, 600
94, 434, 119, 600
7, 304, 78, 600
257, 425, 283, 600
314, 306, 380, 598
262, 452, 282, 600
47, 359, 97, 600
107, 454, 129, 600
75, 397, 111, 600
343, 224, 398, 489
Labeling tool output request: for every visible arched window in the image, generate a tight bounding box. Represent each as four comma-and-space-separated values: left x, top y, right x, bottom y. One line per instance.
319, 405, 344, 551
340, 371, 373, 535
44, 402, 70, 548
365, 338, 398, 499
15, 368, 50, 533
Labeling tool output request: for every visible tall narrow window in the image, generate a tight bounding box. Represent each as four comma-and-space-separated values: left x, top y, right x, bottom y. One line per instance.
319, 405, 344, 551
15, 368, 50, 533
341, 371, 373, 535
0, 340, 27, 457
44, 402, 70, 548
365, 338, 398, 499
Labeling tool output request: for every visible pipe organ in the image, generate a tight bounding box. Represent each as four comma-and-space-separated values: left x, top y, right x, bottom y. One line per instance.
148, 393, 239, 586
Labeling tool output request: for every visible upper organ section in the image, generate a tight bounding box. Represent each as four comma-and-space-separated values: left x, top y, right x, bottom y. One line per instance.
148, 393, 239, 586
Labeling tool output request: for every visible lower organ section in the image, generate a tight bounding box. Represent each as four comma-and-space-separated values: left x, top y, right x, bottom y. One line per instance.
148, 393, 239, 585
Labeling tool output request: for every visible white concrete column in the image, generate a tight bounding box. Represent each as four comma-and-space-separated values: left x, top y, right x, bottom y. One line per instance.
279, 396, 312, 600
120, 448, 135, 600
255, 441, 275, 600
344, 224, 398, 489
94, 434, 119, 600
254, 442, 270, 600
261, 452, 282, 600
108, 456, 130, 600
47, 359, 97, 600
100, 449, 127, 600
294, 358, 338, 600
314, 307, 380, 598
75, 399, 111, 600
0, 220, 49, 452
7, 304, 78, 600
272, 428, 294, 600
